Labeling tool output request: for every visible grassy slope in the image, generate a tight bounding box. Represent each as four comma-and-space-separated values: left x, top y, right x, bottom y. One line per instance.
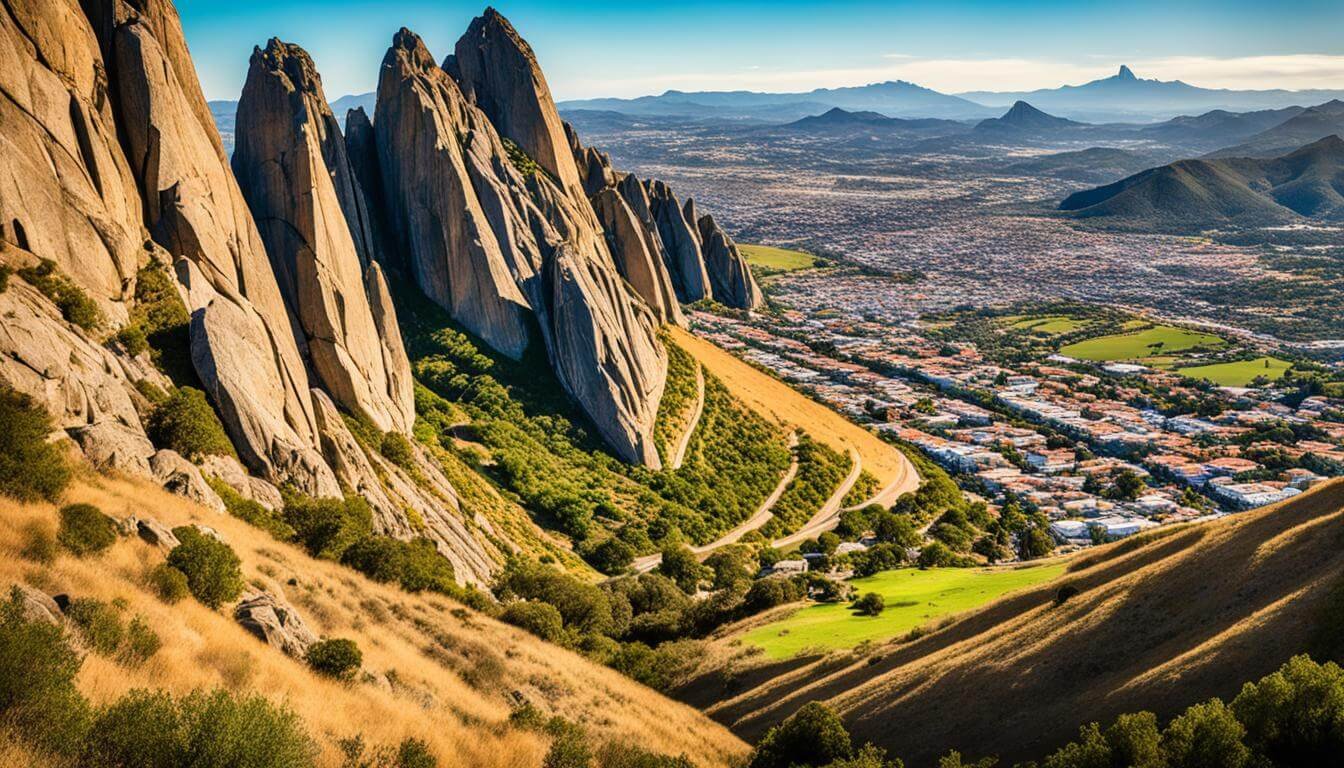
679, 480, 1344, 767
1059, 325, 1226, 361
1176, 356, 1293, 386
739, 244, 820, 273
670, 327, 917, 495
1, 474, 748, 768
741, 564, 1066, 659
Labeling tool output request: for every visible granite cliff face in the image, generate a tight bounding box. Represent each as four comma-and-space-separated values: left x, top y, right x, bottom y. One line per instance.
232, 38, 414, 436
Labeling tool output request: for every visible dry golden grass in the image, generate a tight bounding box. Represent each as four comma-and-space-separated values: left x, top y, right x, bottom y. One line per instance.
677, 480, 1344, 766
670, 327, 916, 496
1, 474, 748, 767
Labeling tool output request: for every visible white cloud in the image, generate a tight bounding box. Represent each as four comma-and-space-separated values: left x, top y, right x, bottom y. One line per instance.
558, 53, 1344, 100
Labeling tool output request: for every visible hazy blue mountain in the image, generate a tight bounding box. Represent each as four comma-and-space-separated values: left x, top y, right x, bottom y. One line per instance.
1205, 100, 1344, 159
960, 66, 1344, 121
208, 99, 236, 154
558, 80, 996, 121
330, 91, 376, 120
974, 101, 1084, 135
779, 107, 968, 135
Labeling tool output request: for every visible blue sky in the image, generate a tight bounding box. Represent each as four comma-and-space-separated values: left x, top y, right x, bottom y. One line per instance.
179, 0, 1344, 102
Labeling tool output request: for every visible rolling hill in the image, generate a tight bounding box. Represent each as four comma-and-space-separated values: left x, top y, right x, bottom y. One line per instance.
974, 101, 1086, 136
1205, 100, 1344, 159
1059, 135, 1344, 228
676, 479, 1344, 767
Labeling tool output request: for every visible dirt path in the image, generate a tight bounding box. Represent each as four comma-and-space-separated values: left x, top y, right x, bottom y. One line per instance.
771, 449, 862, 549
843, 455, 918, 512
634, 433, 801, 574
668, 363, 706, 470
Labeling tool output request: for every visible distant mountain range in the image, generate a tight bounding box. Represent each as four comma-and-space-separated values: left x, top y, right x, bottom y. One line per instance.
555, 66, 1344, 124
960, 66, 1344, 121
1060, 135, 1344, 227
1205, 100, 1344, 159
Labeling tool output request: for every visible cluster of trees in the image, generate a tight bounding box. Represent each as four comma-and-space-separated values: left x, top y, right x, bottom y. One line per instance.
761, 437, 851, 538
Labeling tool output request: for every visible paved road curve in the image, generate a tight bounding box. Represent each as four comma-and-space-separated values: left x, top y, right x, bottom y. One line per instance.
668, 363, 705, 471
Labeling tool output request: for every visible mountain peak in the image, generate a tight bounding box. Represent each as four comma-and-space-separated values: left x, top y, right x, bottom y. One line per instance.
1117, 65, 1136, 81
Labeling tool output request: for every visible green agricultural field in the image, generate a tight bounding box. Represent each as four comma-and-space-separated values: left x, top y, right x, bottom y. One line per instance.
1006, 315, 1088, 335
740, 244, 822, 273
1177, 357, 1293, 387
742, 563, 1066, 659
1059, 325, 1225, 362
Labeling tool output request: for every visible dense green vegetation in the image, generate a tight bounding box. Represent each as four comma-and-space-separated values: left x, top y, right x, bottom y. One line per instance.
396, 284, 790, 565
118, 260, 196, 386
146, 386, 237, 460
16, 258, 101, 331
305, 638, 363, 681
741, 563, 1065, 658
762, 437, 850, 538
166, 526, 245, 609
0, 385, 72, 503
56, 504, 117, 557
652, 337, 698, 462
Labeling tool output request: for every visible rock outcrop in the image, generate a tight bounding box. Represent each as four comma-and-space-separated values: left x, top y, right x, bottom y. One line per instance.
591, 189, 684, 327
234, 589, 318, 659
375, 24, 668, 467
696, 212, 764, 309
645, 180, 711, 303
233, 39, 414, 435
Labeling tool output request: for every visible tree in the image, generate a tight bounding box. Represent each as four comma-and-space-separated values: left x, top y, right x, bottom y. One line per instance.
658, 545, 707, 595
1111, 470, 1147, 501
1160, 699, 1249, 768
501, 601, 566, 643
917, 541, 956, 569
1231, 654, 1344, 765
750, 702, 853, 768
852, 592, 885, 617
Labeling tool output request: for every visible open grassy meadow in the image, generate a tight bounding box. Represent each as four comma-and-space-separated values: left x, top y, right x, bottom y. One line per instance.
739, 244, 822, 273
741, 563, 1066, 659
1006, 315, 1089, 336
1177, 356, 1293, 386
1059, 324, 1225, 362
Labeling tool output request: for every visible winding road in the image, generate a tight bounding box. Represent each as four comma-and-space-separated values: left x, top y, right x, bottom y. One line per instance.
770, 448, 863, 549
668, 363, 705, 471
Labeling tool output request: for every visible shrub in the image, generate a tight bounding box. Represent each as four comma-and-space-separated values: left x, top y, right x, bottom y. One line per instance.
750, 702, 853, 768
126, 260, 195, 385
146, 387, 235, 460
57, 504, 117, 556
19, 521, 59, 564
0, 587, 91, 754
120, 617, 161, 667
167, 527, 244, 609
379, 431, 416, 470
211, 479, 294, 541
501, 601, 566, 643
66, 598, 124, 655
0, 386, 71, 502
658, 545, 707, 595
852, 592, 885, 617
396, 737, 437, 768
82, 688, 315, 768
340, 536, 456, 595
587, 537, 636, 575
1055, 584, 1081, 606
306, 638, 362, 681
146, 564, 190, 604
543, 717, 592, 768
284, 495, 373, 561
17, 258, 101, 330
596, 741, 695, 768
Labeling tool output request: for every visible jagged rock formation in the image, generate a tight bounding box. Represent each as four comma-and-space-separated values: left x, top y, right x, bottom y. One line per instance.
591, 188, 684, 326
696, 212, 764, 309
646, 179, 711, 303
233, 39, 414, 435
375, 23, 667, 467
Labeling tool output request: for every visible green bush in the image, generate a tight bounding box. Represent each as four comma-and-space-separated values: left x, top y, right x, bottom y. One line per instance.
66, 598, 124, 655
852, 592, 885, 617
126, 261, 196, 386
339, 536, 457, 595
146, 387, 235, 461
0, 587, 91, 754
306, 638, 363, 681
284, 495, 373, 561
587, 537, 636, 576
543, 717, 593, 768
396, 737, 437, 768
17, 258, 102, 330
211, 479, 294, 541
596, 741, 695, 768
19, 521, 59, 564
0, 386, 71, 502
380, 431, 416, 470
57, 503, 117, 556
120, 617, 161, 667
501, 601, 566, 643
146, 563, 190, 604
82, 688, 315, 768
166, 527, 244, 609
750, 702, 854, 768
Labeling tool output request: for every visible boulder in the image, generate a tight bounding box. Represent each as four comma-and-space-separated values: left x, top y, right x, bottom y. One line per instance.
198, 454, 284, 512
696, 213, 764, 310
135, 517, 180, 550
233, 39, 415, 435
12, 584, 63, 626
591, 189, 684, 327
149, 449, 226, 513
68, 420, 156, 477
234, 589, 317, 659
